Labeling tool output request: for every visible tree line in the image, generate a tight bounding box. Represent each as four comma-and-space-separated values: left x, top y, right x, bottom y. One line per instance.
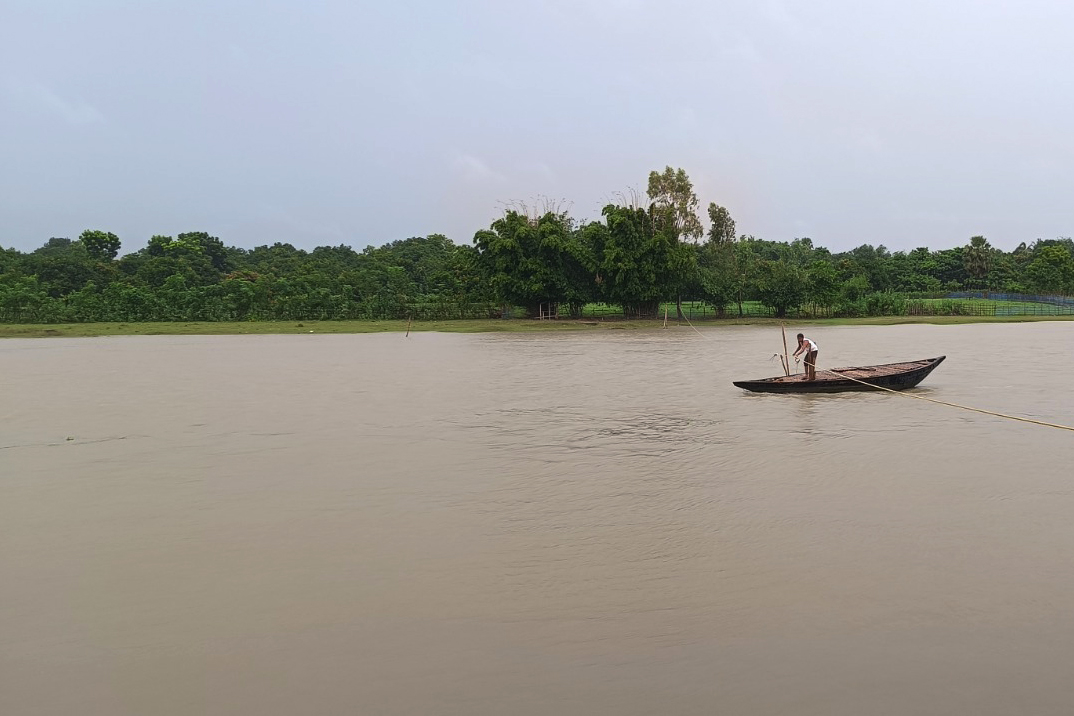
2, 167, 1073, 322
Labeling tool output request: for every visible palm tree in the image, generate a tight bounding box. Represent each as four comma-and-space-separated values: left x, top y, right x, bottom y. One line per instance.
963, 236, 992, 295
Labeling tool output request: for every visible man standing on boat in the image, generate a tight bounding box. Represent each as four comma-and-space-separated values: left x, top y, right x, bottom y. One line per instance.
793, 333, 819, 380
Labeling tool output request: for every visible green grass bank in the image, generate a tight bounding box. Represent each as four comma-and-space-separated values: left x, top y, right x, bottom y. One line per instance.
3, 313, 1074, 339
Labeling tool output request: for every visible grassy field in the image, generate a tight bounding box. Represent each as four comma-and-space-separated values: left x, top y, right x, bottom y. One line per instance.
591, 299, 1074, 320
911, 298, 1074, 316
583, 301, 766, 318
2, 313, 1073, 339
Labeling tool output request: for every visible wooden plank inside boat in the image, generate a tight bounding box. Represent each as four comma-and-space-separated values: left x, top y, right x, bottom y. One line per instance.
767, 359, 934, 383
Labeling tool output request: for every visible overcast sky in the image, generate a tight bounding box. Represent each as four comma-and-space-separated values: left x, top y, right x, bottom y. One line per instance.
3, 0, 1074, 254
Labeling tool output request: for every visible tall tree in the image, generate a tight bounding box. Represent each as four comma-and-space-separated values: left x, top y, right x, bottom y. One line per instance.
178, 231, 231, 272
963, 235, 992, 292
697, 204, 738, 314
696, 242, 736, 315
806, 260, 840, 314
473, 209, 591, 317
1023, 245, 1074, 295
647, 167, 702, 318
586, 203, 683, 318
22, 239, 108, 297
755, 260, 806, 318
647, 167, 703, 242
79, 229, 121, 261
35, 237, 74, 254
706, 204, 736, 245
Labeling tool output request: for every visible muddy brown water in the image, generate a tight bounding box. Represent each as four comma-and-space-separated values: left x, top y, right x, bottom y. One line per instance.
3, 323, 1074, 715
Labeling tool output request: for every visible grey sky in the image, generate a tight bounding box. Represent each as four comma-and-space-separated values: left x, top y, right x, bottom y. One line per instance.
3, 0, 1074, 254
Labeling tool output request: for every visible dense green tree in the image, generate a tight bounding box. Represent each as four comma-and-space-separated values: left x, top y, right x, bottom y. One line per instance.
646, 168, 702, 318
35, 238, 75, 254
786, 238, 821, 267
587, 205, 661, 317
987, 251, 1022, 292
729, 239, 762, 316
706, 204, 736, 245
696, 241, 737, 314
806, 260, 840, 313
0, 275, 52, 321
696, 205, 740, 314
474, 210, 592, 316
22, 241, 94, 297
139, 233, 227, 284
5, 171, 1074, 324
0, 246, 20, 276
180, 232, 230, 272
647, 167, 703, 242
371, 235, 483, 301
835, 244, 896, 291
841, 274, 871, 302
932, 248, 966, 288
963, 235, 993, 291
79, 230, 121, 261
1023, 245, 1074, 294
246, 242, 309, 275
754, 260, 806, 317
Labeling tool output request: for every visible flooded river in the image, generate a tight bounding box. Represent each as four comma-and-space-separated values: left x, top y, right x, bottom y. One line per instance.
3, 322, 1074, 715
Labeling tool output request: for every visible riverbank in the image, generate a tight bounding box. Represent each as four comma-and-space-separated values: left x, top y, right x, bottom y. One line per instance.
3, 314, 1074, 338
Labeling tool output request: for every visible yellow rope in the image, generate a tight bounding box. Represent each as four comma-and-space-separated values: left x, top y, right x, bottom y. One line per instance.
826, 368, 1074, 432
679, 311, 708, 339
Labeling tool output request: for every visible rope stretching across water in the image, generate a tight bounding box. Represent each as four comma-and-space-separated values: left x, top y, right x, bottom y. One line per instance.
824, 368, 1074, 432
677, 312, 1074, 433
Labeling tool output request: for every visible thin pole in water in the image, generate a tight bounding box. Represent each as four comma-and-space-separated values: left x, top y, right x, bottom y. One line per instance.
781, 322, 791, 377
406, 315, 412, 337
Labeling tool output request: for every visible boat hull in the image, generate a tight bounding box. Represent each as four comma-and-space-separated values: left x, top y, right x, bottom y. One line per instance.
733, 356, 946, 394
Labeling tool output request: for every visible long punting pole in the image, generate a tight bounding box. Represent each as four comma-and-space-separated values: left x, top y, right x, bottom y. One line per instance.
780, 323, 791, 376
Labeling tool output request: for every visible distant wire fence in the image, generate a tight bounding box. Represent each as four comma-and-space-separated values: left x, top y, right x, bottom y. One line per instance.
578, 302, 799, 319
3, 293, 1073, 323
906, 300, 1074, 317
215, 302, 506, 321
943, 291, 1074, 307
0, 300, 506, 323
574, 294, 1074, 320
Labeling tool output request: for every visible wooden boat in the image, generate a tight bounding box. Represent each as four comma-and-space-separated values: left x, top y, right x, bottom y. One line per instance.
733, 356, 946, 394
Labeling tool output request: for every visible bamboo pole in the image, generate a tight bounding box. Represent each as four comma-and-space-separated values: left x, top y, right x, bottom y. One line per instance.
780, 323, 791, 377
663, 305, 668, 329
406, 315, 412, 337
